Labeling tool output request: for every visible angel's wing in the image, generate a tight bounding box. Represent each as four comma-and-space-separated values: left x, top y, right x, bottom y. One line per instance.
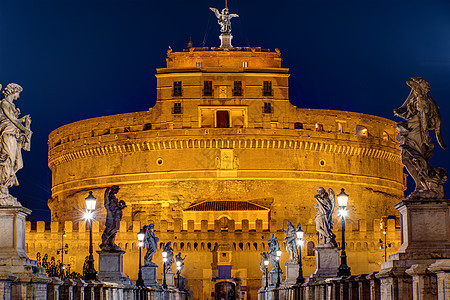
229, 13, 239, 18
328, 188, 335, 219
209, 7, 220, 19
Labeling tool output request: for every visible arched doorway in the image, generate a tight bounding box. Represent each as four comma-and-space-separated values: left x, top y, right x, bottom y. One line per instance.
215, 281, 236, 300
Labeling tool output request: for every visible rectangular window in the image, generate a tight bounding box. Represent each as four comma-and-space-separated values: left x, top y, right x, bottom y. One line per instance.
203, 81, 213, 96
233, 81, 243, 96
196, 62, 202, 67
263, 81, 272, 96
173, 102, 182, 114
263, 102, 273, 114
173, 81, 182, 97
242, 62, 248, 68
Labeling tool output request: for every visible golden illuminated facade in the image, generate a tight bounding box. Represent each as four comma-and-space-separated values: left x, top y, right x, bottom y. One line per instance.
26, 46, 404, 299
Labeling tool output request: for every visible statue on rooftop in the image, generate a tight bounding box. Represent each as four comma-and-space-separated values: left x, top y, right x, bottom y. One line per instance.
144, 224, 159, 266
0, 83, 32, 206
100, 185, 127, 251
394, 77, 447, 200
282, 221, 302, 262
209, 7, 239, 34
314, 187, 337, 247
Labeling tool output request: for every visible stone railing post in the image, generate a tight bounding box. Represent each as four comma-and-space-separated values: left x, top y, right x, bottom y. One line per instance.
428, 259, 450, 300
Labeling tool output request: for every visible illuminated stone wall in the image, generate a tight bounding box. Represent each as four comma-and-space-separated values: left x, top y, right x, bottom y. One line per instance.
42, 47, 405, 299
26, 218, 399, 299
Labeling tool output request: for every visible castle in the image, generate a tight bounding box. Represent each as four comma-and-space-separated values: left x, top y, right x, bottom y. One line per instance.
26, 11, 404, 299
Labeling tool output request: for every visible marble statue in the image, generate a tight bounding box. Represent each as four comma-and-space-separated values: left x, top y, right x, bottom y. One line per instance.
259, 252, 270, 273
100, 185, 126, 251
268, 234, 281, 269
175, 252, 185, 274
209, 7, 239, 34
394, 77, 447, 199
314, 187, 337, 247
0, 83, 32, 206
163, 242, 174, 273
282, 221, 302, 262
143, 224, 159, 266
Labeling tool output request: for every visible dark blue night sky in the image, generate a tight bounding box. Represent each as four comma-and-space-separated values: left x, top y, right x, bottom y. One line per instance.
1, 0, 449, 220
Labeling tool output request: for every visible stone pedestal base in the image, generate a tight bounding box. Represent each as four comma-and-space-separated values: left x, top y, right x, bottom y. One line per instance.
0, 206, 52, 299
269, 268, 282, 287
375, 198, 450, 299
283, 261, 300, 285
166, 270, 175, 287
97, 250, 132, 284
311, 245, 339, 279
142, 265, 162, 289
220, 33, 233, 49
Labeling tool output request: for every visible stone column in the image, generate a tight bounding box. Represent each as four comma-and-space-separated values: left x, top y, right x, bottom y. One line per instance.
428, 259, 450, 300
405, 264, 437, 300
0, 272, 17, 300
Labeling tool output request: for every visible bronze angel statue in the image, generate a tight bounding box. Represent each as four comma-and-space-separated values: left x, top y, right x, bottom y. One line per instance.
144, 224, 159, 266
394, 77, 447, 199
0, 83, 32, 206
100, 185, 126, 251
209, 7, 239, 34
314, 187, 337, 247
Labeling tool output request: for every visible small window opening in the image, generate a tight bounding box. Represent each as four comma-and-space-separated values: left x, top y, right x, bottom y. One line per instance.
143, 123, 152, 131
173, 81, 182, 97
263, 102, 273, 114
173, 102, 182, 114
315, 123, 324, 131
263, 81, 272, 96
203, 81, 213, 96
196, 62, 202, 67
356, 125, 369, 136
294, 122, 303, 129
242, 62, 248, 68
233, 81, 243, 96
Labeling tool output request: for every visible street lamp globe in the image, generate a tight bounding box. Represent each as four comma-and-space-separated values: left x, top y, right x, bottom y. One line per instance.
85, 191, 97, 212
337, 188, 349, 208
263, 259, 269, 267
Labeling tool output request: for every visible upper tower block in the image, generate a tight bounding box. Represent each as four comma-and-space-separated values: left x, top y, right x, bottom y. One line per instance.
164, 47, 283, 69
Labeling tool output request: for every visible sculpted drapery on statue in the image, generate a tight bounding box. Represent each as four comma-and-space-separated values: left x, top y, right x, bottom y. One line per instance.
209, 7, 239, 34
259, 252, 270, 273
162, 242, 174, 273
100, 185, 126, 251
144, 224, 159, 266
314, 187, 337, 247
0, 83, 32, 206
394, 77, 447, 199
282, 221, 302, 262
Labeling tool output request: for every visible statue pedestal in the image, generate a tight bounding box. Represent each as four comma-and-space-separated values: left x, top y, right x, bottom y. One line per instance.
0, 205, 51, 298
142, 265, 162, 289
269, 267, 282, 287
376, 198, 450, 299
165, 270, 175, 287
220, 33, 233, 49
311, 245, 339, 280
97, 250, 132, 284
283, 261, 300, 285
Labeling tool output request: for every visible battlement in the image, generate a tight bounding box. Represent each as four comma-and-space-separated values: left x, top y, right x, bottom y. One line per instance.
26, 217, 397, 235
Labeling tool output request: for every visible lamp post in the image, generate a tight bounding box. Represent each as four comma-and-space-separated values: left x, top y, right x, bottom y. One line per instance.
296, 227, 305, 284
264, 258, 269, 290
162, 250, 167, 289
337, 188, 351, 277
84, 191, 98, 281
176, 260, 182, 289
136, 229, 145, 286
276, 249, 282, 287
57, 231, 68, 278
